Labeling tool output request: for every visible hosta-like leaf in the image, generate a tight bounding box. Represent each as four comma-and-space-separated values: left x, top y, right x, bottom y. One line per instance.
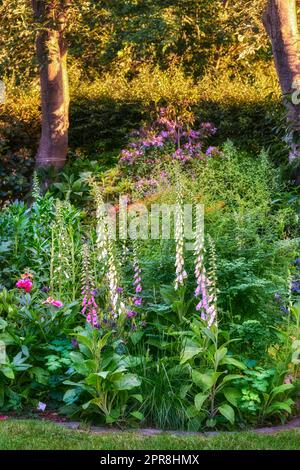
223, 387, 241, 407
63, 388, 81, 404
220, 356, 246, 370
214, 347, 227, 366
221, 374, 243, 384
113, 373, 141, 391
130, 411, 144, 421
0, 365, 14, 379
218, 403, 235, 424
266, 400, 294, 415
194, 393, 209, 411
270, 383, 294, 397
181, 345, 202, 364
132, 394, 143, 403
192, 370, 223, 391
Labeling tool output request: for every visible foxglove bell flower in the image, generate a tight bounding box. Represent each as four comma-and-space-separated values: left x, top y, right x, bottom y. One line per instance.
81, 243, 98, 327
174, 181, 187, 290
194, 231, 217, 328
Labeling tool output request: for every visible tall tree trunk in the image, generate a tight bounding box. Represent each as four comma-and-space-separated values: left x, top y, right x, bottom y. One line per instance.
263, 0, 300, 182
32, 1, 70, 169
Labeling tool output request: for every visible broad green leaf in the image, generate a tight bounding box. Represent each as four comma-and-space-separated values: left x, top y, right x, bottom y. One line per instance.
63, 388, 81, 404
222, 374, 243, 384
113, 373, 141, 391
130, 411, 144, 421
181, 345, 202, 364
0, 319, 7, 331
75, 334, 93, 352
218, 403, 235, 424
266, 400, 294, 415
220, 356, 246, 370
130, 331, 144, 345
105, 408, 120, 423
223, 387, 241, 407
82, 400, 92, 410
0, 365, 14, 379
192, 370, 222, 391
271, 383, 294, 397
194, 393, 209, 411
132, 394, 143, 403
214, 347, 227, 366
86, 372, 107, 386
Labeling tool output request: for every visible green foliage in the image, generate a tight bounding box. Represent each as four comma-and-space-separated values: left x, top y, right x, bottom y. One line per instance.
180, 318, 246, 429
63, 326, 142, 424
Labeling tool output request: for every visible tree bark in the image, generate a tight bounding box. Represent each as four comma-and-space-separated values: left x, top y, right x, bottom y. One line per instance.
32, 1, 70, 169
263, 0, 300, 182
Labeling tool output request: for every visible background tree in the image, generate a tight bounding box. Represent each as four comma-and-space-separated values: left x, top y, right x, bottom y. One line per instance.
32, 0, 71, 169
263, 0, 300, 177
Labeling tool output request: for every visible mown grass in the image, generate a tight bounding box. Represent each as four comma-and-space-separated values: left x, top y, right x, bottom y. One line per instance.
0, 420, 300, 450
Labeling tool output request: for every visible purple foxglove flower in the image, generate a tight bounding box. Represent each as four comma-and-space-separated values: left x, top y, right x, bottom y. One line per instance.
134, 297, 142, 306
127, 310, 137, 318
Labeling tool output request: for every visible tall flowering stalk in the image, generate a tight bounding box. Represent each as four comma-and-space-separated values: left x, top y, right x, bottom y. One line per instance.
194, 231, 217, 328
50, 200, 76, 301
132, 240, 143, 306
91, 182, 109, 264
32, 171, 41, 202
174, 179, 187, 290
81, 243, 98, 327
107, 239, 125, 319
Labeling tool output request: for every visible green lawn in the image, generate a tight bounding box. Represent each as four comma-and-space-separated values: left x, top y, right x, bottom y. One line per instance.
0, 420, 300, 450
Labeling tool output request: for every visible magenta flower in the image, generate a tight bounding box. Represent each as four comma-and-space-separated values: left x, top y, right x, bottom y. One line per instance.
42, 297, 63, 308
127, 310, 137, 318
16, 278, 33, 293
51, 300, 63, 308
133, 297, 142, 306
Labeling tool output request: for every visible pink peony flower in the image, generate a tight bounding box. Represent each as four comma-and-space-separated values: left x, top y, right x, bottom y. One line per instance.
16, 278, 33, 293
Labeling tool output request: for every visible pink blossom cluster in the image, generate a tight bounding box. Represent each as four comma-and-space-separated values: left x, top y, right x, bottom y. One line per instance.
132, 258, 143, 305
194, 252, 217, 328
81, 290, 98, 326
42, 297, 63, 308
16, 277, 33, 293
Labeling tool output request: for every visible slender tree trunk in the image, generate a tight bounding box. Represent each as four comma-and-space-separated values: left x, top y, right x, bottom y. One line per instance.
263, 0, 300, 182
32, 1, 70, 169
